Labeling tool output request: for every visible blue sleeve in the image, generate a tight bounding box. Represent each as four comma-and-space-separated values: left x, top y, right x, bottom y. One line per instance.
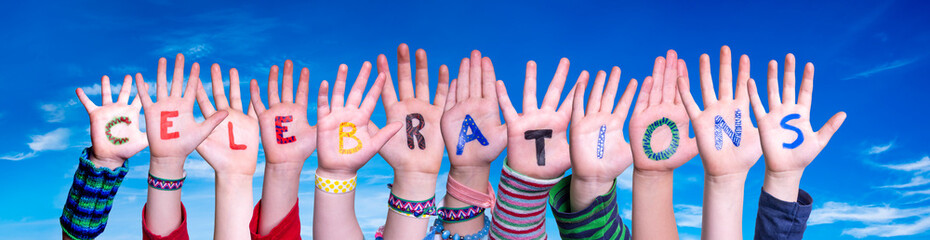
753, 188, 813, 240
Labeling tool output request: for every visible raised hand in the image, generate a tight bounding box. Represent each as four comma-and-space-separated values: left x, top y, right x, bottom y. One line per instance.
496, 58, 576, 179
568, 67, 638, 210
630, 50, 699, 171
195, 63, 259, 176
678, 46, 762, 176
748, 53, 846, 201
440, 50, 508, 168
76, 75, 148, 169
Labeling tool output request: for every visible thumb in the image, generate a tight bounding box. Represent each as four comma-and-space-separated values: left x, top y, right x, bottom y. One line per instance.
197, 110, 229, 140
370, 121, 402, 150
817, 111, 847, 146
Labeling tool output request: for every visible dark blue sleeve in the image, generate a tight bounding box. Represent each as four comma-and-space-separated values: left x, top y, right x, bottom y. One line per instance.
753, 188, 813, 240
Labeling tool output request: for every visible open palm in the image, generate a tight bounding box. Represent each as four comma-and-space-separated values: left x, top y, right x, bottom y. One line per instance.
440, 51, 507, 167
76, 75, 148, 165
570, 67, 638, 182
195, 63, 259, 176
251, 60, 318, 167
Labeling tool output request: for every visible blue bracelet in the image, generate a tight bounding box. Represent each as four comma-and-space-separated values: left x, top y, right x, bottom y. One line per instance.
424, 215, 490, 240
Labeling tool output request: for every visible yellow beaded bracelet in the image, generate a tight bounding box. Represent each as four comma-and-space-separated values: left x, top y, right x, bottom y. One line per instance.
315, 172, 357, 194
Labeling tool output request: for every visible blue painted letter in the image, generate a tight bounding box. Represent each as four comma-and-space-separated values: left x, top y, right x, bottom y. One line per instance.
456, 114, 489, 155
780, 113, 803, 149
714, 109, 743, 150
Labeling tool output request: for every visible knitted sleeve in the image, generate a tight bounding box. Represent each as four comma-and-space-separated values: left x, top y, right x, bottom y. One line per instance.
490, 162, 561, 240
60, 148, 129, 240
549, 175, 631, 240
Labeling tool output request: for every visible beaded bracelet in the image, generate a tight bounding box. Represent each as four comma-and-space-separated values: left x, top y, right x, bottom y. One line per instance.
147, 173, 186, 191
426, 215, 491, 240
315, 172, 357, 194
437, 205, 485, 223
388, 192, 437, 218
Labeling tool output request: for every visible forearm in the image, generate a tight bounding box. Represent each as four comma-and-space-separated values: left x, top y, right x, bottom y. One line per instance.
569, 176, 615, 211
762, 169, 803, 202
702, 173, 748, 240
442, 165, 491, 235
144, 157, 185, 236
383, 171, 438, 239
215, 173, 254, 240
631, 169, 677, 240
312, 169, 363, 239
257, 162, 302, 235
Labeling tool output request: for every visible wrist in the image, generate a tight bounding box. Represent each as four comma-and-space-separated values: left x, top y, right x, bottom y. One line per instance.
88, 150, 126, 170
633, 167, 674, 178
763, 169, 804, 202
264, 162, 303, 180
391, 171, 438, 201
149, 157, 185, 179
315, 168, 358, 181
705, 172, 749, 184
215, 172, 253, 187
570, 176, 615, 196
449, 165, 490, 190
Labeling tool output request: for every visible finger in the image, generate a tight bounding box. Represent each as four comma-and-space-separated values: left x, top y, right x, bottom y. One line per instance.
317, 80, 331, 117
397, 44, 414, 100
117, 75, 132, 104
229, 68, 243, 111
367, 121, 380, 136
170, 53, 185, 97
371, 121, 403, 151
415, 49, 431, 101
360, 72, 385, 116
798, 62, 815, 108
678, 75, 701, 120
156, 57, 168, 100
183, 63, 200, 105
662, 50, 679, 104
587, 70, 606, 114
542, 58, 570, 110
135, 73, 153, 107
249, 79, 267, 115
614, 78, 639, 119
332, 64, 348, 109
211, 63, 229, 110
347, 61, 372, 109
101, 75, 113, 104
675, 59, 686, 105
495, 81, 519, 122
445, 79, 457, 111
783, 54, 797, 105
469, 50, 482, 98
767, 60, 782, 109
282, 60, 295, 103
600, 66, 622, 114
377, 54, 399, 107
268, 65, 281, 105
456, 58, 469, 102
481, 57, 499, 103
634, 76, 654, 113
434, 65, 450, 107
571, 73, 589, 123
296, 67, 311, 106
747, 78, 767, 117
558, 76, 578, 119
197, 110, 229, 140
76, 88, 98, 112
817, 111, 847, 145
523, 61, 538, 110
649, 56, 664, 106
247, 102, 257, 118
130, 89, 142, 109
735, 55, 751, 102
719, 46, 734, 100
195, 79, 217, 116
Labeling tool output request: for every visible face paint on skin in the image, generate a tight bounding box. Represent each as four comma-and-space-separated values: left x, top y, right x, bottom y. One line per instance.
227, 122, 247, 150
780, 113, 803, 149
597, 125, 606, 159
160, 111, 180, 140
338, 122, 362, 154
275, 115, 296, 144
455, 114, 489, 155
105, 116, 131, 145
642, 117, 680, 161
406, 113, 426, 150
714, 109, 743, 150
525, 129, 553, 166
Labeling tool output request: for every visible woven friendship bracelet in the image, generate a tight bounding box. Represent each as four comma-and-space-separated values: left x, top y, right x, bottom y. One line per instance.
147, 173, 186, 191
447, 174, 497, 209
314, 172, 357, 193
437, 205, 485, 223
60, 148, 129, 240
388, 193, 437, 218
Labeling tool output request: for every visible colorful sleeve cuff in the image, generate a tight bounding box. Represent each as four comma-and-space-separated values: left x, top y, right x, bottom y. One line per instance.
60, 147, 129, 240
142, 202, 190, 240
250, 198, 302, 240
490, 161, 562, 240
548, 175, 631, 240
753, 188, 813, 240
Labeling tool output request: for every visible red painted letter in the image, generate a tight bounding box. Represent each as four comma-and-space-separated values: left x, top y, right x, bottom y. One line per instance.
160, 111, 179, 139
228, 122, 247, 150
275, 115, 296, 144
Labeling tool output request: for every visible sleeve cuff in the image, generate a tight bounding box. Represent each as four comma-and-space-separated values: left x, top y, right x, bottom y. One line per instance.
250, 198, 302, 239
549, 175, 631, 240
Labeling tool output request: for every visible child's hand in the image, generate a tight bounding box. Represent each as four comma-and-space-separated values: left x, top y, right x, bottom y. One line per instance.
749, 53, 846, 200
316, 62, 401, 179
629, 50, 698, 173
250, 60, 318, 169
678, 46, 762, 177
376, 44, 449, 175
496, 59, 576, 179
76, 75, 148, 169
440, 51, 507, 168
194, 63, 259, 176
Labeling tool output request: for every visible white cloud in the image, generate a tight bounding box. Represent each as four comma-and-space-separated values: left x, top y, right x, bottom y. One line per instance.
868, 142, 894, 155
0, 152, 37, 161
844, 57, 920, 80
81, 81, 155, 97
616, 169, 633, 191
41, 99, 78, 122
842, 216, 930, 238
809, 201, 930, 225
109, 65, 145, 75
674, 204, 702, 228
880, 176, 930, 189
881, 156, 930, 172
1, 128, 71, 161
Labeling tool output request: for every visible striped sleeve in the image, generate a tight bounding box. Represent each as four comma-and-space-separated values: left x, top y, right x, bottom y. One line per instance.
490, 162, 562, 240
60, 148, 129, 240
549, 175, 631, 240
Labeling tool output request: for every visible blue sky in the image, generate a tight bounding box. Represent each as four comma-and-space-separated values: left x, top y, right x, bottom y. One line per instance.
1, 0, 929, 239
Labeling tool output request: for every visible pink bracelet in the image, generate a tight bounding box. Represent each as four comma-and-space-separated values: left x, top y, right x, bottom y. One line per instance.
446, 175, 496, 209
